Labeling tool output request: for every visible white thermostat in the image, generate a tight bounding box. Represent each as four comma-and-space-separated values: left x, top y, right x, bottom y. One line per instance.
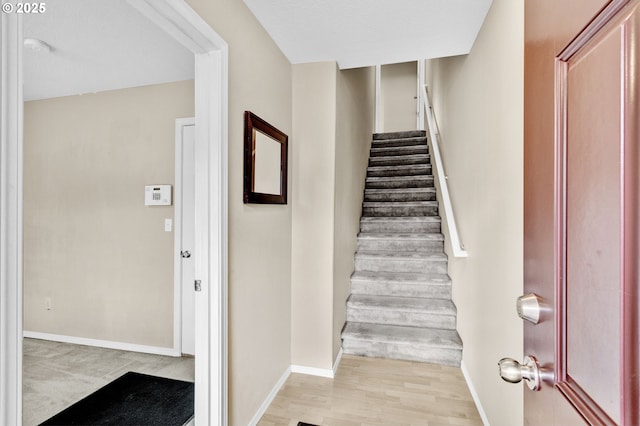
145, 185, 172, 206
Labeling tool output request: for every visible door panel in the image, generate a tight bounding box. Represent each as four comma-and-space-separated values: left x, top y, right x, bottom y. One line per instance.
564, 24, 622, 424
524, 0, 639, 424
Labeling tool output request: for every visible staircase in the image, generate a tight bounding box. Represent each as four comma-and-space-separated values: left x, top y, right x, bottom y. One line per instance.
341, 130, 463, 367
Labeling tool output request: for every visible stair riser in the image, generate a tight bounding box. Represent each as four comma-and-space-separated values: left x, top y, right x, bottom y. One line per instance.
367, 166, 432, 178
362, 205, 438, 217
371, 137, 427, 148
373, 131, 426, 140
350, 281, 451, 299
364, 191, 435, 202
354, 257, 448, 274
342, 339, 461, 366
360, 221, 441, 233
370, 146, 428, 157
357, 239, 443, 252
366, 178, 434, 189
346, 308, 456, 329
369, 156, 430, 167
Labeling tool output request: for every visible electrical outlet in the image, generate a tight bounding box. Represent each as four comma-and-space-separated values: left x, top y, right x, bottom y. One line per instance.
45, 297, 52, 311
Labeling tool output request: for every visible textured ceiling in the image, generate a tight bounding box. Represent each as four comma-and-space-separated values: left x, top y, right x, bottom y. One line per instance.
242, 0, 493, 69
23, 0, 194, 101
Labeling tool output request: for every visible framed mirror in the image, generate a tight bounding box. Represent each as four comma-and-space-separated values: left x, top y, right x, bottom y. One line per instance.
243, 111, 288, 204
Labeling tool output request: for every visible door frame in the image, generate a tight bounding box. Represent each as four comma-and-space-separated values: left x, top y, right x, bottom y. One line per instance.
0, 2, 229, 425
174, 116, 196, 356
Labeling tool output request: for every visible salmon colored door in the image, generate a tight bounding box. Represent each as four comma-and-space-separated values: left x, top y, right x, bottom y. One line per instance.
523, 0, 639, 424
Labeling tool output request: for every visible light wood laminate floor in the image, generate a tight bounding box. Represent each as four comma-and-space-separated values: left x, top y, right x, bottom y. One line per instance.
22, 338, 194, 426
259, 355, 482, 426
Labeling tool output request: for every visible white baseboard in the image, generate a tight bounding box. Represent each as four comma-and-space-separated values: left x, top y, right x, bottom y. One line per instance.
249, 350, 343, 424
332, 348, 343, 376
291, 348, 344, 379
23, 331, 180, 357
461, 360, 490, 426
248, 366, 292, 426
290, 364, 334, 378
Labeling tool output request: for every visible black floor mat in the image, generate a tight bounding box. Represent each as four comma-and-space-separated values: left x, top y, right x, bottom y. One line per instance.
39, 372, 194, 426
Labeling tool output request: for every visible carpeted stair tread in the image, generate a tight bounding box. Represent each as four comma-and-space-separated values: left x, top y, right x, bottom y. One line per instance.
355, 251, 448, 274
358, 232, 444, 241
369, 154, 430, 167
373, 130, 426, 140
365, 175, 434, 189
364, 187, 435, 199
370, 139, 428, 150
367, 164, 432, 176
342, 322, 462, 349
350, 272, 452, 299
365, 187, 435, 194
357, 233, 444, 252
360, 216, 441, 224
362, 202, 438, 217
363, 200, 438, 206
355, 250, 447, 261
360, 216, 442, 233
373, 131, 426, 140
351, 270, 451, 285
346, 295, 457, 329
347, 294, 456, 314
370, 144, 428, 156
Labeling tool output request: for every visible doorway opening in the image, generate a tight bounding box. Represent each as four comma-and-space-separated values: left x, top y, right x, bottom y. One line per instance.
0, 1, 228, 425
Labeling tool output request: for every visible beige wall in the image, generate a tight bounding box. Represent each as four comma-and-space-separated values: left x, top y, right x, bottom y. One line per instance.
333, 67, 375, 360
291, 62, 337, 370
186, 0, 293, 424
424, 0, 524, 424
381, 61, 418, 132
291, 63, 375, 370
24, 80, 194, 348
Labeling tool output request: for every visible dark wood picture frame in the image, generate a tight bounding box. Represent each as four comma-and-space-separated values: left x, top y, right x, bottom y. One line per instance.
243, 111, 288, 204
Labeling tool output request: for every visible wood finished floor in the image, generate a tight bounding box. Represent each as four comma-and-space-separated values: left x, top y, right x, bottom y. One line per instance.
258, 355, 482, 426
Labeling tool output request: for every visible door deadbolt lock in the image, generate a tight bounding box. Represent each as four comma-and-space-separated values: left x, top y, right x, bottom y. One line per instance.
517, 293, 542, 324
498, 355, 541, 391
181, 250, 191, 258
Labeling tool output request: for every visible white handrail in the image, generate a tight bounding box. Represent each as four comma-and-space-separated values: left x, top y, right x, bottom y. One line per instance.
421, 85, 468, 258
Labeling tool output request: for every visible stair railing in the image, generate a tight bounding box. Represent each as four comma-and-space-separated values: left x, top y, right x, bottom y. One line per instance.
421, 85, 468, 258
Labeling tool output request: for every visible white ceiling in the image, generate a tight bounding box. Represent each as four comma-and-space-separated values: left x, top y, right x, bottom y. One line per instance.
242, 0, 494, 69
23, 0, 493, 100
23, 0, 194, 101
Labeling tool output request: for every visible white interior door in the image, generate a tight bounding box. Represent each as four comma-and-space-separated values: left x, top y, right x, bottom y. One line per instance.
381, 61, 419, 132
178, 119, 196, 356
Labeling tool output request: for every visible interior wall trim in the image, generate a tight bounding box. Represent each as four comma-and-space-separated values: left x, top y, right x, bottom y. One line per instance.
332, 348, 344, 377
23, 331, 180, 357
290, 364, 334, 378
